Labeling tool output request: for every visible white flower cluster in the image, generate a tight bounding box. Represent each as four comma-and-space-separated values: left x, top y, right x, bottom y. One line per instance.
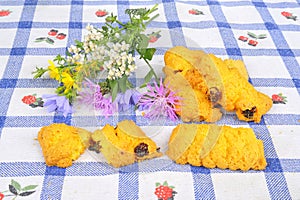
83, 24, 104, 53
67, 44, 81, 63
66, 24, 136, 80
103, 42, 136, 80
66, 24, 104, 63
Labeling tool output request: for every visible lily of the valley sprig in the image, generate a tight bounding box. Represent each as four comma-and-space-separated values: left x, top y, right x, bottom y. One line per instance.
32, 5, 161, 116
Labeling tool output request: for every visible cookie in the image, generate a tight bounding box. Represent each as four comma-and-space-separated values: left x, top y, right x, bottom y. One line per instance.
166, 124, 267, 171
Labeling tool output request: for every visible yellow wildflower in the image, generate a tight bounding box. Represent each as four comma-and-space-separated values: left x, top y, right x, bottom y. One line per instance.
61, 72, 75, 90
48, 60, 60, 81
75, 62, 82, 72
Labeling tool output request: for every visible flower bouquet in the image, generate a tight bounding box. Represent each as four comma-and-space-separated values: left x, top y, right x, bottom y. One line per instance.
32, 4, 181, 121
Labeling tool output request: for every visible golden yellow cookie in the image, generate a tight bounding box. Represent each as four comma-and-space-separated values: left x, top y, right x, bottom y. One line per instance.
91, 120, 162, 168
164, 46, 224, 122
166, 124, 267, 171
38, 123, 91, 168
164, 46, 272, 123
163, 66, 222, 122
208, 54, 272, 122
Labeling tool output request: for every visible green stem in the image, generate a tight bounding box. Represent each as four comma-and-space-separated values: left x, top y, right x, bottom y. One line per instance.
4, 194, 15, 197
145, 13, 159, 26
116, 19, 125, 26
148, 4, 159, 14
143, 58, 158, 82
105, 22, 115, 30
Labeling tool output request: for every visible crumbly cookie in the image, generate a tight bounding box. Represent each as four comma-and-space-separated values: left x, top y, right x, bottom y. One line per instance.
38, 123, 91, 168
91, 120, 162, 168
166, 124, 267, 171
164, 46, 224, 122
164, 46, 272, 123
208, 54, 272, 122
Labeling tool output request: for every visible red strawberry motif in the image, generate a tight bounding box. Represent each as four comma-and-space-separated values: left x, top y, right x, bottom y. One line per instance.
48, 29, 58, 36
188, 9, 204, 15
0, 193, 4, 200
281, 11, 297, 21
238, 36, 248, 42
148, 31, 161, 43
248, 39, 258, 46
56, 33, 66, 40
95, 9, 108, 17
154, 181, 177, 200
189, 10, 197, 15
149, 35, 158, 43
0, 9, 11, 17
281, 11, 292, 18
239, 32, 267, 46
22, 94, 44, 108
272, 93, 287, 104
22, 95, 36, 104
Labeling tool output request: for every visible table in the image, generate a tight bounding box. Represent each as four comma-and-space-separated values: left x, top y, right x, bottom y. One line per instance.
0, 0, 300, 199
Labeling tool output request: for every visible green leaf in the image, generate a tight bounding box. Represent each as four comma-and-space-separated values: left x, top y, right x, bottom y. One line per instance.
155, 182, 161, 187
142, 48, 156, 60
19, 191, 36, 196
118, 76, 127, 93
11, 179, 21, 192
75, 40, 83, 46
169, 186, 175, 189
9, 184, 18, 195
22, 185, 38, 192
45, 37, 54, 45
247, 32, 258, 39
66, 50, 72, 57
102, 26, 108, 32
32, 67, 48, 79
143, 16, 150, 21
34, 37, 47, 42
142, 69, 154, 86
258, 34, 267, 39
110, 80, 119, 102
137, 34, 149, 50
125, 7, 147, 16
163, 181, 168, 186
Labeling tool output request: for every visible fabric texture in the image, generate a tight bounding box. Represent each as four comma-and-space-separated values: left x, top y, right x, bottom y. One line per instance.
0, 0, 299, 199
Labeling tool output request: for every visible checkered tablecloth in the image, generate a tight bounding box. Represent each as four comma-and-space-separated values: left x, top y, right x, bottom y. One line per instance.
1, 0, 300, 199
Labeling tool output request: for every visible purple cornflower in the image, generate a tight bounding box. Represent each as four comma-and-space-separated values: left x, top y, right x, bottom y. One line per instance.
115, 89, 141, 112
42, 94, 73, 117
78, 79, 116, 117
137, 78, 181, 121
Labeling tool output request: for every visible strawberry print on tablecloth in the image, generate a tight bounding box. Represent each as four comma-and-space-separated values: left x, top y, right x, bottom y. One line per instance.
0, 179, 38, 199
281, 11, 297, 21
34, 29, 67, 45
22, 94, 44, 108
0, 10, 12, 17
238, 31, 267, 47
154, 181, 177, 200
272, 93, 287, 104
188, 9, 204, 15
147, 31, 161, 43
95, 9, 109, 17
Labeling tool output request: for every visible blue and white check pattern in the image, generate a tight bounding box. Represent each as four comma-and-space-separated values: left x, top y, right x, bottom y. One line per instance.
1, 0, 300, 199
